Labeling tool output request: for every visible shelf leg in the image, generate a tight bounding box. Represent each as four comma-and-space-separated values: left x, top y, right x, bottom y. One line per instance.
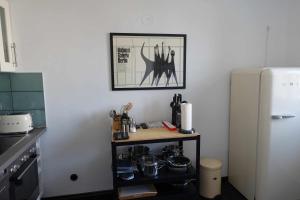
111, 142, 118, 200
178, 140, 183, 156
195, 135, 201, 195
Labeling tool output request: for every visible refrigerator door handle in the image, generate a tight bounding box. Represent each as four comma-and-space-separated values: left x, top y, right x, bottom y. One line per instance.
271, 115, 296, 120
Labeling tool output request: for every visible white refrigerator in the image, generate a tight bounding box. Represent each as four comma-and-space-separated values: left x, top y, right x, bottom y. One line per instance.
229, 67, 300, 200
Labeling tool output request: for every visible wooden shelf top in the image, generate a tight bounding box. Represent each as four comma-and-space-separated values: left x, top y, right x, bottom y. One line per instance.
112, 128, 200, 144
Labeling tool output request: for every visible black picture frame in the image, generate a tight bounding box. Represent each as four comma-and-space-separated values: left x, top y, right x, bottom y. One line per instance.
110, 33, 186, 90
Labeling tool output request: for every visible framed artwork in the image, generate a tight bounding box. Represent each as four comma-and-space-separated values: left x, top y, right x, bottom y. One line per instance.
110, 33, 186, 90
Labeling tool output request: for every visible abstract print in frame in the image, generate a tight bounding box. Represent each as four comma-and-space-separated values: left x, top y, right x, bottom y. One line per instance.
110, 33, 186, 90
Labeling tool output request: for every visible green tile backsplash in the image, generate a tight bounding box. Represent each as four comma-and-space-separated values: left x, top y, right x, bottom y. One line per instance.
12, 92, 45, 110
10, 73, 43, 91
0, 73, 11, 91
0, 110, 12, 115
0, 92, 12, 110
0, 72, 46, 128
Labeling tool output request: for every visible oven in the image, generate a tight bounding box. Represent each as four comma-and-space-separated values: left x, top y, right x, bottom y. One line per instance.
0, 172, 9, 200
9, 145, 39, 200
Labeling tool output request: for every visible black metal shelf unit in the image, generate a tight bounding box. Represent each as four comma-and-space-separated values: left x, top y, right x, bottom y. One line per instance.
111, 133, 201, 200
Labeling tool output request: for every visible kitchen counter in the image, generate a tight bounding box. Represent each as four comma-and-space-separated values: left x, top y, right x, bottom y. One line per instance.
0, 128, 46, 172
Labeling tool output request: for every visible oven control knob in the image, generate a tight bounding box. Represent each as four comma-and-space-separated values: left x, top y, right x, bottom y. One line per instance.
0, 169, 5, 176
21, 155, 29, 162
10, 165, 20, 173
29, 147, 36, 154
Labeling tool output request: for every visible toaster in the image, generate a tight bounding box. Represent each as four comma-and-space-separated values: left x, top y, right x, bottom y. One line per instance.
0, 113, 33, 133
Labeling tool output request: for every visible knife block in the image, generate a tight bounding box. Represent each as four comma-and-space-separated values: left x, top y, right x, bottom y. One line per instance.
113, 115, 121, 131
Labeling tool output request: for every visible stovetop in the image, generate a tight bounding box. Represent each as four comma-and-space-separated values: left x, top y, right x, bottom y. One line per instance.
0, 135, 25, 155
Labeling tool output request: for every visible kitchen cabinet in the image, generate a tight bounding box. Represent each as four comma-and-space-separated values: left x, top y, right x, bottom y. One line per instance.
0, 0, 16, 72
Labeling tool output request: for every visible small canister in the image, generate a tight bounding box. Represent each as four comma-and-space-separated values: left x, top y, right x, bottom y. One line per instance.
200, 158, 222, 199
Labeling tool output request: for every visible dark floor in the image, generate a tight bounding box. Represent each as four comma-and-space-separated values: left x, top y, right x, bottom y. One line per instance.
43, 180, 247, 200
212, 181, 247, 200
113, 181, 246, 200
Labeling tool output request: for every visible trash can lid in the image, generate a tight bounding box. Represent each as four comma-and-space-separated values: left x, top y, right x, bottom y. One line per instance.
200, 158, 222, 170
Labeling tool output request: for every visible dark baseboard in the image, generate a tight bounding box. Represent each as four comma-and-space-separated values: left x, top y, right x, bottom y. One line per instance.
42, 190, 113, 200
42, 177, 230, 200
222, 176, 228, 183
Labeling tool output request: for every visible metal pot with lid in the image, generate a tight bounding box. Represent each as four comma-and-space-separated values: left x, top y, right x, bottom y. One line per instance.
139, 155, 165, 177
167, 156, 191, 173
161, 145, 183, 159
128, 145, 150, 161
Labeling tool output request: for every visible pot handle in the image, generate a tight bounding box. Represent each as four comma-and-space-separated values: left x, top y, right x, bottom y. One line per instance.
158, 160, 167, 169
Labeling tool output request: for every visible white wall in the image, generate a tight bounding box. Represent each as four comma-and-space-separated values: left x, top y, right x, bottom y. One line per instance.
10, 0, 291, 197
287, 0, 300, 65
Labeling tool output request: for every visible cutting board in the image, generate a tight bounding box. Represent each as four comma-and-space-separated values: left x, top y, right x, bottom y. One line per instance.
118, 184, 157, 200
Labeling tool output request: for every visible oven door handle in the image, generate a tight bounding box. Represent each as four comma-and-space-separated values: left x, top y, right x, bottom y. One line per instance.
0, 185, 7, 193
16, 157, 38, 181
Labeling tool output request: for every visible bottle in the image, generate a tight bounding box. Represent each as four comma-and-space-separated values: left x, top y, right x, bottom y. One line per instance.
175, 94, 182, 128
170, 94, 177, 125
121, 111, 130, 132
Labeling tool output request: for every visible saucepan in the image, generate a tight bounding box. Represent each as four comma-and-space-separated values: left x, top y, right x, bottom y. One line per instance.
139, 155, 165, 177
128, 145, 150, 161
161, 145, 183, 159
167, 156, 191, 173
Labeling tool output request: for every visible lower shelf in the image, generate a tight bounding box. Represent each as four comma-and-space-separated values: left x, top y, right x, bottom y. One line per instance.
117, 166, 197, 187
118, 183, 199, 200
